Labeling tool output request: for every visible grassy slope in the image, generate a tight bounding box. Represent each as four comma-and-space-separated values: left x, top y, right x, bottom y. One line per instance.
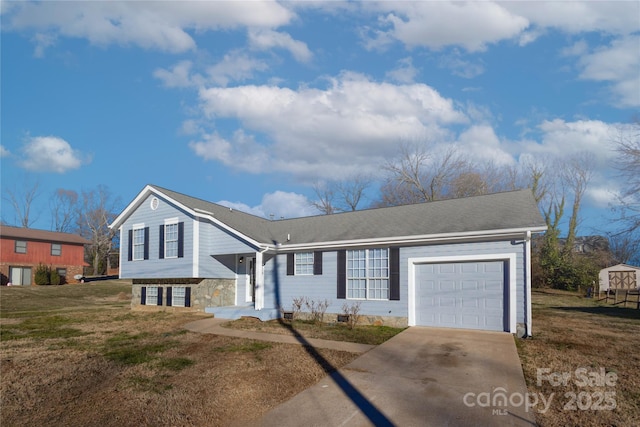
517, 289, 640, 427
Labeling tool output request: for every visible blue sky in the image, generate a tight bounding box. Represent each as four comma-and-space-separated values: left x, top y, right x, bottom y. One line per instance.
1, 1, 638, 235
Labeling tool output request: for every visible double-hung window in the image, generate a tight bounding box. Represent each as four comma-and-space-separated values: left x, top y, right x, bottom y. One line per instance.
146, 286, 158, 305
172, 287, 186, 307
164, 222, 179, 258
347, 248, 389, 300
295, 252, 314, 275
51, 243, 62, 256
132, 226, 145, 261
15, 240, 27, 254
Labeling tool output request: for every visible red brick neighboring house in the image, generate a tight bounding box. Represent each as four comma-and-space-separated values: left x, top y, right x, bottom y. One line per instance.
0, 225, 90, 285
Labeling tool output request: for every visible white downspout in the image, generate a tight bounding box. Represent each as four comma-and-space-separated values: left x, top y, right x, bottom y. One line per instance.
525, 230, 532, 337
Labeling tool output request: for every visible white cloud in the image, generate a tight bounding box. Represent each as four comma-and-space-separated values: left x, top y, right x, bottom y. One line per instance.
4, 1, 294, 55
217, 191, 315, 219
517, 119, 617, 164
0, 145, 10, 157
503, 1, 640, 36
19, 136, 89, 173
248, 29, 313, 63
456, 125, 514, 166
363, 2, 529, 52
386, 57, 418, 83
438, 51, 485, 78
192, 72, 468, 180
576, 36, 640, 108
189, 130, 269, 173
153, 60, 199, 88
207, 50, 269, 86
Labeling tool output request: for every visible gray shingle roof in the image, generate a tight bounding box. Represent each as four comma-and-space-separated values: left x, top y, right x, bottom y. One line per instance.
150, 185, 546, 247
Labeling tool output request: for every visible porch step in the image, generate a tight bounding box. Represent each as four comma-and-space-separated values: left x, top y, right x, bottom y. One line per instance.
205, 305, 281, 322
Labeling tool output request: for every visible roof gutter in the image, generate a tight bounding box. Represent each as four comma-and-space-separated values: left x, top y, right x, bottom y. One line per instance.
271, 225, 548, 252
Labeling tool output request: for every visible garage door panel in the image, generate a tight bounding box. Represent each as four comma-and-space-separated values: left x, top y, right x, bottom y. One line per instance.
415, 261, 506, 332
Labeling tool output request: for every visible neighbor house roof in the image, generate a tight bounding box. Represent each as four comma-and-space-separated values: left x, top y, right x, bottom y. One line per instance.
0, 225, 90, 245
112, 185, 547, 250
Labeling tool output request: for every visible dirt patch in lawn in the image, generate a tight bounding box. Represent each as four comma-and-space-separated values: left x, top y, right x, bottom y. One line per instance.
0, 283, 359, 426
517, 289, 640, 427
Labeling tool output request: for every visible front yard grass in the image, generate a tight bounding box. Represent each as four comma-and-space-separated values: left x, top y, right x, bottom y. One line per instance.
0, 282, 394, 426
517, 289, 640, 427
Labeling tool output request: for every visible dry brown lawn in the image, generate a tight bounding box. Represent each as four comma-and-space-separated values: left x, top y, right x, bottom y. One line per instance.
0, 282, 358, 427
517, 289, 640, 427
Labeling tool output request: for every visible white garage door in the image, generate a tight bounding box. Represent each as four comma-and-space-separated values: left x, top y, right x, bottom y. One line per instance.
415, 261, 506, 331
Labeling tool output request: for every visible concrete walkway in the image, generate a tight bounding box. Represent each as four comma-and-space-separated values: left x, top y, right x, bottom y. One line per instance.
185, 318, 537, 427
183, 317, 375, 353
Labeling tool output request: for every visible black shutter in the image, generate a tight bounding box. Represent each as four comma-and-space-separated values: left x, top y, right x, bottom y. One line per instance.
159, 225, 165, 259
286, 253, 294, 276
166, 287, 172, 307
143, 227, 150, 260
157, 287, 163, 306
390, 247, 400, 300
140, 286, 146, 305
177, 222, 184, 258
128, 230, 133, 261
185, 287, 191, 307
337, 250, 346, 299
313, 251, 323, 275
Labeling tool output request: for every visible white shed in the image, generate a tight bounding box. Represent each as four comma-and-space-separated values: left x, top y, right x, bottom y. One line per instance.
598, 264, 640, 292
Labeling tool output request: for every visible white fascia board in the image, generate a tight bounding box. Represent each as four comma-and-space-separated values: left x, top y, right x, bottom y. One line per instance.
275, 226, 548, 252
108, 186, 268, 251
109, 185, 156, 230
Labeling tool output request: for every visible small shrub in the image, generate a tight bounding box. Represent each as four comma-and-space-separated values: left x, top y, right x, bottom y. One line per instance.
34, 264, 50, 285
341, 301, 362, 330
305, 298, 330, 324
50, 269, 61, 286
291, 296, 306, 321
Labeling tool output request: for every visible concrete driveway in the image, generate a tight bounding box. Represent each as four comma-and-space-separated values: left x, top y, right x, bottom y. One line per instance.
245, 327, 537, 427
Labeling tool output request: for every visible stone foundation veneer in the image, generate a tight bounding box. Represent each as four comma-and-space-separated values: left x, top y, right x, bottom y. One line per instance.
131, 278, 235, 312
292, 312, 408, 328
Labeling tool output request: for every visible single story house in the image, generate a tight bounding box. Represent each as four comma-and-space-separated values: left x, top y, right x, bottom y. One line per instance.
109, 185, 547, 336
0, 225, 90, 285
598, 264, 640, 292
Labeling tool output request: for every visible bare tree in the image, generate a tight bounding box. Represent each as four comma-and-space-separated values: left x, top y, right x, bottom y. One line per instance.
76, 185, 121, 275
381, 143, 469, 205
310, 181, 339, 215
613, 120, 640, 234
607, 232, 640, 265
560, 152, 595, 258
50, 188, 79, 232
2, 178, 41, 228
337, 175, 371, 211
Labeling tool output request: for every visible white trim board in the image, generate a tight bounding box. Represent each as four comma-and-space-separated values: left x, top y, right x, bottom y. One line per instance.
407, 253, 518, 333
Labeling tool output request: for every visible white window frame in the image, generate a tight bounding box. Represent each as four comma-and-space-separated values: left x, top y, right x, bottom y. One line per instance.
172, 286, 186, 307
164, 218, 179, 259
347, 248, 389, 300
15, 240, 27, 254
295, 252, 314, 275
51, 243, 62, 256
132, 224, 145, 261
146, 286, 158, 306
